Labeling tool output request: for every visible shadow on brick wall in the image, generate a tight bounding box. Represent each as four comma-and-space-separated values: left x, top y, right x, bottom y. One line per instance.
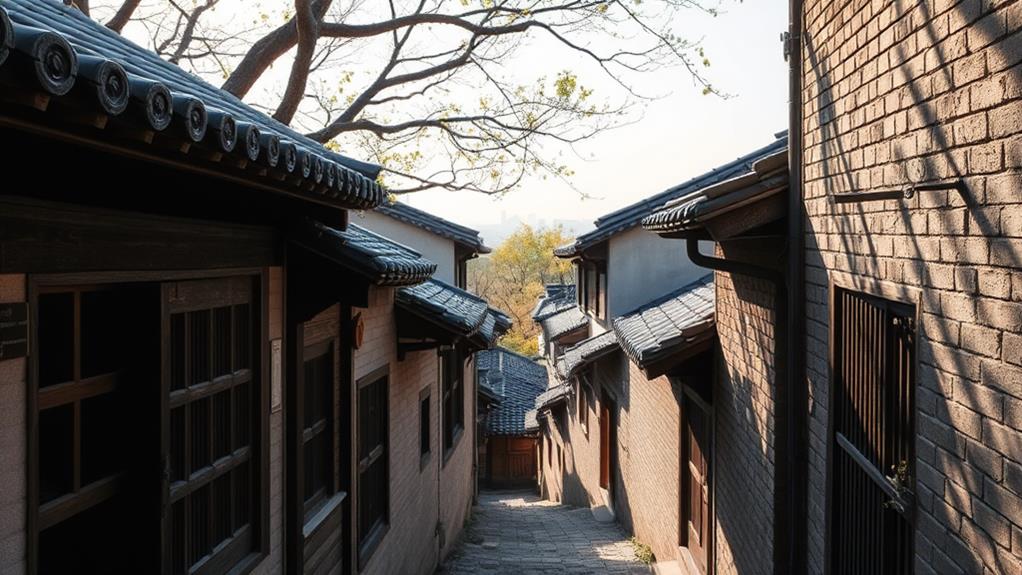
803, 0, 1021, 571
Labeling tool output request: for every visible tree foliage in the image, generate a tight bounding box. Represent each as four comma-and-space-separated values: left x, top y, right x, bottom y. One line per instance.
80, 0, 721, 194
470, 223, 574, 355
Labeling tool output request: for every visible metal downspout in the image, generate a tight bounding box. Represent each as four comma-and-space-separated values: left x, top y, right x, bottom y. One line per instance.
786, 0, 808, 569
686, 238, 791, 573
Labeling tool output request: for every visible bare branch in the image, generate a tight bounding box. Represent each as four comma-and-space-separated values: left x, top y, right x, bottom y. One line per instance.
106, 0, 141, 32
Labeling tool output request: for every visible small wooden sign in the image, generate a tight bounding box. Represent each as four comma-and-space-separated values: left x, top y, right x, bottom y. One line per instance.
0, 303, 29, 361
270, 338, 282, 413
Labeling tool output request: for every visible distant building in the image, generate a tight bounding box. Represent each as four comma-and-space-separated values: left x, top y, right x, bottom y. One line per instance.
476, 348, 547, 488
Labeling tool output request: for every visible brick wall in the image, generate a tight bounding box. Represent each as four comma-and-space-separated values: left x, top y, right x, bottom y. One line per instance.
615, 360, 682, 565
534, 350, 684, 565
802, 0, 1022, 571
0, 275, 26, 575
714, 267, 777, 575
355, 287, 476, 575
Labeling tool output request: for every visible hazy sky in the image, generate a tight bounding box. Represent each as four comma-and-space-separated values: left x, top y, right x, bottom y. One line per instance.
402, 0, 791, 231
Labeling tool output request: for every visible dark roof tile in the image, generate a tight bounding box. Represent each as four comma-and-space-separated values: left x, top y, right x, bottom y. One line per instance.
477, 348, 548, 436
0, 0, 383, 210
555, 330, 619, 381
531, 284, 577, 321
540, 306, 588, 341
643, 148, 789, 235
557, 134, 788, 257
613, 274, 715, 368
396, 279, 511, 346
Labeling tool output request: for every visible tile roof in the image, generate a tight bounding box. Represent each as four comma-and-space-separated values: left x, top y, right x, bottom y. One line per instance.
613, 274, 715, 368
396, 279, 511, 347
524, 409, 539, 432
556, 133, 788, 257
555, 330, 620, 381
539, 306, 588, 341
531, 284, 577, 321
376, 201, 490, 253
534, 381, 571, 412
643, 148, 789, 236
0, 0, 383, 210
477, 348, 548, 436
291, 219, 437, 286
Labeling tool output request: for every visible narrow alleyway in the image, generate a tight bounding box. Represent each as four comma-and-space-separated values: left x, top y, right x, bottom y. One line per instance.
440, 491, 649, 574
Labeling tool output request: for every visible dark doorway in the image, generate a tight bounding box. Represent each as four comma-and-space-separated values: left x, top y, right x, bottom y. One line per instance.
599, 391, 616, 498
33, 283, 160, 574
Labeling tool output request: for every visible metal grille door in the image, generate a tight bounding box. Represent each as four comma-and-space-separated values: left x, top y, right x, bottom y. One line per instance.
830, 289, 915, 575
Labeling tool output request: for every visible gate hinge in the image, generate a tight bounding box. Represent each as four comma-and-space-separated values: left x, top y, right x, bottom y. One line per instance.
780, 31, 792, 62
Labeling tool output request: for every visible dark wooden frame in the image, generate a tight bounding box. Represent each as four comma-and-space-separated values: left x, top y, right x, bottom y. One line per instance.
356, 364, 390, 571
26, 268, 270, 575
678, 381, 715, 575
441, 348, 465, 464
419, 385, 432, 471
823, 276, 920, 575
300, 338, 338, 521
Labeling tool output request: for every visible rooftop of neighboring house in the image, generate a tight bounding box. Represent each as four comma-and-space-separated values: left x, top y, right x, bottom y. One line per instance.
396, 279, 512, 349
555, 131, 789, 258
643, 146, 790, 240
477, 348, 548, 436
0, 0, 384, 211
292, 220, 438, 286
532, 284, 577, 321
375, 201, 491, 254
614, 274, 715, 377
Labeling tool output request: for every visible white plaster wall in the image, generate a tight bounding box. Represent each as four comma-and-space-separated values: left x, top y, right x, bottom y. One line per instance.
355, 211, 457, 285
606, 227, 710, 319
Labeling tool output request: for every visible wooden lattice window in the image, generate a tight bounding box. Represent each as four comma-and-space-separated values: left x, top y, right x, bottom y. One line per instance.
302, 340, 335, 518
441, 349, 464, 455
163, 277, 261, 575
829, 288, 915, 574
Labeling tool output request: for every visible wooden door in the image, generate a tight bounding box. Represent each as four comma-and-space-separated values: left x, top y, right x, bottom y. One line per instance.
683, 398, 711, 574
161, 277, 259, 575
599, 392, 615, 491
829, 289, 915, 574
507, 438, 536, 481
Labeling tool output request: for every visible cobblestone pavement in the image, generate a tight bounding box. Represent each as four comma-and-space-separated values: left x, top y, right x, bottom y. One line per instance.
439, 490, 649, 574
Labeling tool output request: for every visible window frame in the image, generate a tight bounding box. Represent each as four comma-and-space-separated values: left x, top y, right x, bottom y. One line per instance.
356, 365, 390, 569
441, 348, 465, 461
26, 270, 270, 575
300, 339, 336, 521
419, 386, 432, 470
577, 376, 591, 438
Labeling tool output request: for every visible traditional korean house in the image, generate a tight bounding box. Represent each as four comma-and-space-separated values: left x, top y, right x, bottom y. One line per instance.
529, 133, 787, 573
475, 348, 547, 488
0, 2, 509, 574
643, 145, 791, 575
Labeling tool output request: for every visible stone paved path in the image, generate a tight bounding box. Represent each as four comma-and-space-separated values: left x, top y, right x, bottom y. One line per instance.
439, 490, 649, 574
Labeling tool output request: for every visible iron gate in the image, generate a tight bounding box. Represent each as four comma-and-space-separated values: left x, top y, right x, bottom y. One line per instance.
830, 288, 916, 574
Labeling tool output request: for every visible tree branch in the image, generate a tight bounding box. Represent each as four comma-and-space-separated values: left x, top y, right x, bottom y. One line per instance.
106, 0, 140, 32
